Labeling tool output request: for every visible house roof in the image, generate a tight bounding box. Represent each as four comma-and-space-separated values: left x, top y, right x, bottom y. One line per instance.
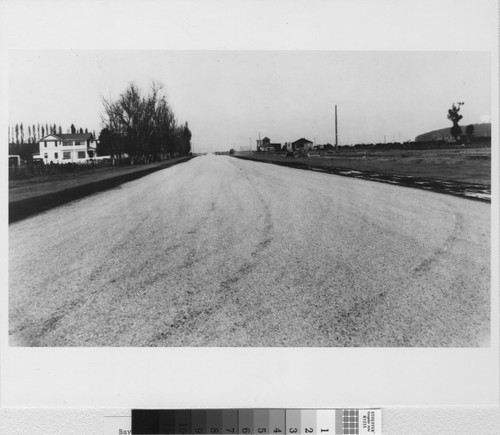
39, 133, 94, 142
58, 133, 94, 140
292, 137, 313, 145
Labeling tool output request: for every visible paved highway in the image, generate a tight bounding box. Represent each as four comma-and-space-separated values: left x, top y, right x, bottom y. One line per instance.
9, 155, 490, 346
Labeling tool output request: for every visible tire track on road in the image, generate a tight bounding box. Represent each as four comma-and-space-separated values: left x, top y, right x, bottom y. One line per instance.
413, 211, 465, 275
150, 161, 276, 345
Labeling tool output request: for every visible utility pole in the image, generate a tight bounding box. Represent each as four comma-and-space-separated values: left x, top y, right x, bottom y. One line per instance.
335, 104, 338, 151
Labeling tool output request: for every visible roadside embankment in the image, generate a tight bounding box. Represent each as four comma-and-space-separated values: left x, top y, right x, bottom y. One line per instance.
232, 150, 491, 202
9, 156, 193, 223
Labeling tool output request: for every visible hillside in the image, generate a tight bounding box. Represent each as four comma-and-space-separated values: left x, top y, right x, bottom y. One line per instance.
415, 123, 491, 142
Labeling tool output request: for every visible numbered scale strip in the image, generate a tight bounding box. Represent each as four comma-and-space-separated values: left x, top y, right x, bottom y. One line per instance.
131, 409, 381, 435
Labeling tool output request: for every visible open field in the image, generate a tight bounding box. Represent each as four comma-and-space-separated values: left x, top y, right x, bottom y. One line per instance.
234, 147, 491, 201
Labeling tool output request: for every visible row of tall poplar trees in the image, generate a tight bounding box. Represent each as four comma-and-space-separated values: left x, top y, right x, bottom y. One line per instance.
8, 123, 95, 145
10, 123, 55, 145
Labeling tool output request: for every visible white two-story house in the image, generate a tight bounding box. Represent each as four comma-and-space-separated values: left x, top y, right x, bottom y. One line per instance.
35, 133, 98, 164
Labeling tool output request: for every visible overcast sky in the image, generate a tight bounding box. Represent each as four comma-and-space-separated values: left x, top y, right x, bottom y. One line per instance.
9, 50, 491, 152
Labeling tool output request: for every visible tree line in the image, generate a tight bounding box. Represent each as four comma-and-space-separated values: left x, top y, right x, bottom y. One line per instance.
98, 82, 191, 163
8, 123, 96, 145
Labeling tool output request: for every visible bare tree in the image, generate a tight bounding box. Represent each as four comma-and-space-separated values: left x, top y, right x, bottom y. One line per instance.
100, 81, 191, 163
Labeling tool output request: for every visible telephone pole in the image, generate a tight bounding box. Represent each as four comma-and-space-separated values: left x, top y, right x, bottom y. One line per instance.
335, 104, 338, 151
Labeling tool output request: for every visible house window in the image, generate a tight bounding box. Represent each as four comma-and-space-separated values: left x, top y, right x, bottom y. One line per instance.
75, 141, 85, 145
77, 151, 86, 159
44, 153, 48, 159
44, 142, 47, 148
54, 152, 58, 159
63, 152, 71, 160
63, 141, 73, 146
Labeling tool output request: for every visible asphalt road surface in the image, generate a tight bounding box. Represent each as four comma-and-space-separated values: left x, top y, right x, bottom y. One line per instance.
9, 155, 490, 346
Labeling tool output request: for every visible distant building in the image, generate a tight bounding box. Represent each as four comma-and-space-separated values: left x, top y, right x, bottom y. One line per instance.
34, 133, 98, 164
256, 136, 269, 151
291, 138, 313, 151
8, 155, 21, 166
313, 143, 335, 150
257, 136, 281, 152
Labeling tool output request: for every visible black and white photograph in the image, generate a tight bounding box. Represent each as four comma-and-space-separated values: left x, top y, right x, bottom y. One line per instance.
1, 2, 499, 433
8, 50, 492, 347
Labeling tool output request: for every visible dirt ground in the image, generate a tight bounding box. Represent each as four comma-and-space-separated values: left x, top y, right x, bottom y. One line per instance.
9, 157, 192, 203
234, 147, 491, 201
238, 147, 491, 184
8, 157, 193, 223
